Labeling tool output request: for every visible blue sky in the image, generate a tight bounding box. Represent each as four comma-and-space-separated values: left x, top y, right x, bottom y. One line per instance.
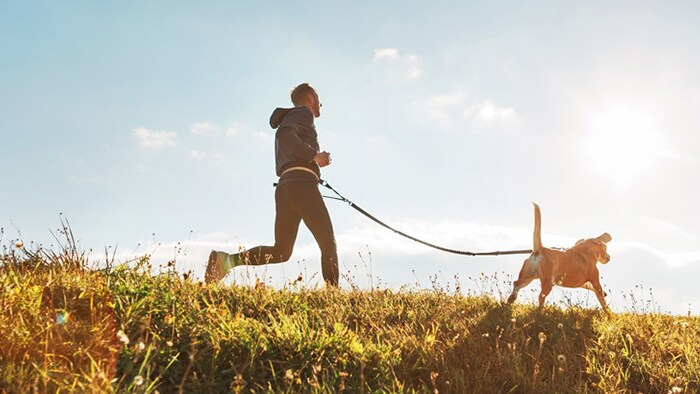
2, 1, 700, 314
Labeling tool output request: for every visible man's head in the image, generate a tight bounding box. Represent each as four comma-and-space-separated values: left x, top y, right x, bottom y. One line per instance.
291, 82, 321, 118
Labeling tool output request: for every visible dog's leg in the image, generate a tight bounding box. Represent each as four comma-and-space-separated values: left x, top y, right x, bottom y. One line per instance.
508, 258, 538, 304
538, 280, 553, 308
582, 281, 608, 297
507, 277, 534, 304
589, 277, 612, 316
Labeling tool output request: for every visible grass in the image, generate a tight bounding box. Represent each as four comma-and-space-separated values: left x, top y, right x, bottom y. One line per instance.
1, 230, 699, 393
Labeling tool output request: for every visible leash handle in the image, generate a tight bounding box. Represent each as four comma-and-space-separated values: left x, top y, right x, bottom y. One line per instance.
320, 179, 533, 257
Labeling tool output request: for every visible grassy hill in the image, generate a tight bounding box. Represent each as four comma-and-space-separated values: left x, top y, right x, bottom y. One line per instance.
1, 238, 698, 393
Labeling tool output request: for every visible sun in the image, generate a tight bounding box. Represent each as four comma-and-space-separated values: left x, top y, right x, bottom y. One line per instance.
582, 106, 665, 189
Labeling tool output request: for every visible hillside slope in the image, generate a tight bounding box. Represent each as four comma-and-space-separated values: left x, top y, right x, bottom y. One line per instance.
1, 247, 698, 393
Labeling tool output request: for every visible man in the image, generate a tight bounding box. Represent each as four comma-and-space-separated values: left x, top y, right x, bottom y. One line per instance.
205, 82, 339, 286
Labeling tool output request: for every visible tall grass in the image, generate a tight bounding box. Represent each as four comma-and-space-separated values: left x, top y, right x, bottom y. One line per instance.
1, 230, 698, 393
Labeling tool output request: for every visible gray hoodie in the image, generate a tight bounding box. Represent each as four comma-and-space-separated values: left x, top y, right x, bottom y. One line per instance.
269, 106, 321, 178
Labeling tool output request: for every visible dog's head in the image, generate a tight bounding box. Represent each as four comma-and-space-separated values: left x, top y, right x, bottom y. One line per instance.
575, 232, 612, 264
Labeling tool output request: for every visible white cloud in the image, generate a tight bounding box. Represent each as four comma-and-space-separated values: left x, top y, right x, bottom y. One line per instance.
666, 251, 700, 267
189, 150, 227, 163
337, 219, 537, 257
422, 91, 467, 128
256, 131, 273, 143
639, 216, 698, 241
226, 121, 263, 138
373, 48, 400, 61
190, 150, 208, 160
132, 127, 178, 149
425, 91, 467, 107
191, 122, 219, 134
373, 48, 422, 80
421, 95, 518, 130
465, 100, 518, 123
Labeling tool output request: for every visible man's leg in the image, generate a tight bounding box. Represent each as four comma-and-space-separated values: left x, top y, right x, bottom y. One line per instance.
236, 184, 302, 265
205, 185, 301, 283
288, 182, 338, 286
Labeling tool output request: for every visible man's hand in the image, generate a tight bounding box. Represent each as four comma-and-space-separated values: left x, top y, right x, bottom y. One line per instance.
313, 151, 332, 167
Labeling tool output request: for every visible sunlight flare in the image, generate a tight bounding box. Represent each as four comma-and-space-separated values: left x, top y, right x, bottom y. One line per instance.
583, 106, 665, 188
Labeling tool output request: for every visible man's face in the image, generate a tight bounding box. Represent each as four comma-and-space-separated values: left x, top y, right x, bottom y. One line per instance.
310, 91, 321, 118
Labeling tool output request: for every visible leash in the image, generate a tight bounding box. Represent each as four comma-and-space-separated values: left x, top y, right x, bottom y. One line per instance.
319, 180, 534, 257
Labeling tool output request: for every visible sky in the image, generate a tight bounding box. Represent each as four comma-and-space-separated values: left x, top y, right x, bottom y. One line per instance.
2, 1, 700, 315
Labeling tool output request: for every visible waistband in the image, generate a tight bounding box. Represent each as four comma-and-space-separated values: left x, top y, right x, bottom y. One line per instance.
280, 166, 319, 181
274, 166, 320, 187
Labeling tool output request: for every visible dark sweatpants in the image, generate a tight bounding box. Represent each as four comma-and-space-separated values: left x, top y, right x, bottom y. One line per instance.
237, 172, 339, 286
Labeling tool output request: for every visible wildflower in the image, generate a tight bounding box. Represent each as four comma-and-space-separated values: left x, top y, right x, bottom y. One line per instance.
557, 323, 564, 329
669, 387, 683, 394
166, 340, 174, 347
231, 374, 247, 389
510, 318, 516, 323
430, 371, 439, 389
558, 354, 566, 363
308, 378, 320, 389
285, 369, 294, 382
675, 321, 689, 328
538, 332, 547, 343
117, 330, 129, 345
15, 240, 24, 249
137, 342, 145, 351
133, 375, 144, 386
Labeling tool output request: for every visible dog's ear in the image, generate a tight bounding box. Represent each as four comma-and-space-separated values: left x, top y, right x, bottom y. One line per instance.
596, 233, 612, 243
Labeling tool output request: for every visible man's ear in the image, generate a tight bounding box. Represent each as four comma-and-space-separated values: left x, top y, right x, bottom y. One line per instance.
307, 93, 316, 104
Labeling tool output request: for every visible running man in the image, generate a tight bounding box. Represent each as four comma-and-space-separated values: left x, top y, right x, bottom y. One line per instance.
205, 82, 339, 286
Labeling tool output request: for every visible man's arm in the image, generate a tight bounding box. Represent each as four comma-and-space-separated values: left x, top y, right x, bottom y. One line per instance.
313, 151, 331, 167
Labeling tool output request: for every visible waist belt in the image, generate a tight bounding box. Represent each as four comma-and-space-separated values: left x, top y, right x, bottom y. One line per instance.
280, 166, 319, 181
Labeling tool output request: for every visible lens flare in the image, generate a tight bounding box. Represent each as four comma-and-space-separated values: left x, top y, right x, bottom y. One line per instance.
56, 310, 68, 325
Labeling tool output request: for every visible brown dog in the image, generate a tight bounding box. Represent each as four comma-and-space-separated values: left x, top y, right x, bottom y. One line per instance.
507, 203, 612, 314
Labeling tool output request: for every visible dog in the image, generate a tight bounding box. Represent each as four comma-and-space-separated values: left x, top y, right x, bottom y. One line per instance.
507, 203, 612, 314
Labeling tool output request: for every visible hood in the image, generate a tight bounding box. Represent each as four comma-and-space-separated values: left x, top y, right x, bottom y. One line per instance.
269, 107, 294, 128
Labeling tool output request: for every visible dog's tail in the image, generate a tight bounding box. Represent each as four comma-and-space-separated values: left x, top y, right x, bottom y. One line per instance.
532, 202, 543, 253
